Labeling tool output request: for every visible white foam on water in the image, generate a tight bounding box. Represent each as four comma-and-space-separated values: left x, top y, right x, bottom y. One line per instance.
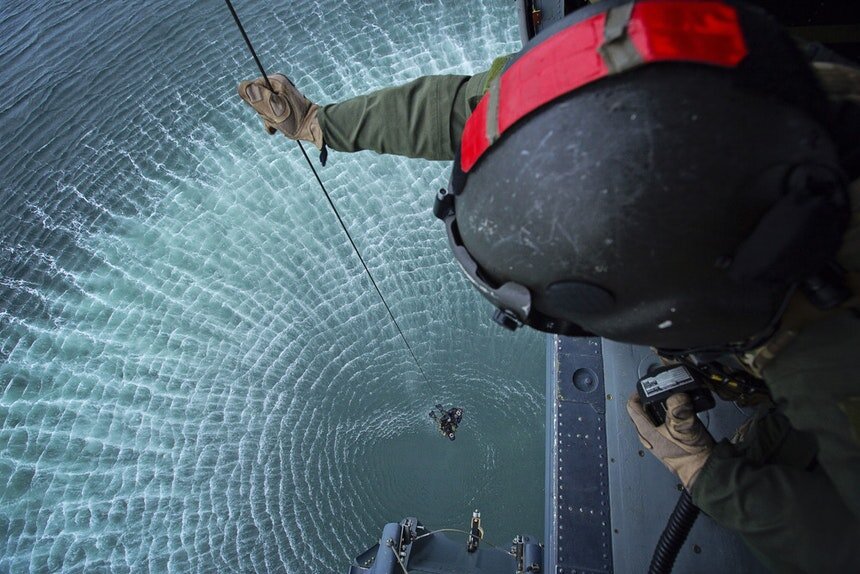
0, 1, 546, 572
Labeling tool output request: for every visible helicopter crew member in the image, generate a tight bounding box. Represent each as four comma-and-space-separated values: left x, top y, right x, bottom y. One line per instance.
429, 405, 463, 440
237, 1, 860, 570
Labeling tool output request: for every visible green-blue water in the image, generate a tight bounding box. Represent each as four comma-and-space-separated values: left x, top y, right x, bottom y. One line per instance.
0, 1, 544, 571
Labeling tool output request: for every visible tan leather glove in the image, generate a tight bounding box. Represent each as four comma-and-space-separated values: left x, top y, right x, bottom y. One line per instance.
237, 74, 324, 150
626, 393, 715, 489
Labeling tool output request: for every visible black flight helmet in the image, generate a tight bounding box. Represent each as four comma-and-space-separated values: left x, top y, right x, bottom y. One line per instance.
435, 0, 849, 351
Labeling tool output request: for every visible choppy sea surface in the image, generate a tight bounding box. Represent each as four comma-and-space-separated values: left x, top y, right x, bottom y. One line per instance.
0, 1, 544, 572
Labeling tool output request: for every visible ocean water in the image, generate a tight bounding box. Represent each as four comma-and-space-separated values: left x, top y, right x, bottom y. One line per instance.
0, 1, 545, 572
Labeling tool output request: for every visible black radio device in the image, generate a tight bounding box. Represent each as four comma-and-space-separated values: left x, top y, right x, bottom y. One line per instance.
636, 365, 716, 426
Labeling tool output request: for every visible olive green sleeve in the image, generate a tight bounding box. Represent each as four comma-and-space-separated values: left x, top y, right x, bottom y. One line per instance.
317, 54, 514, 161
759, 181, 860, 525
761, 310, 860, 524
692, 440, 860, 573
318, 74, 471, 161
699, 181, 860, 572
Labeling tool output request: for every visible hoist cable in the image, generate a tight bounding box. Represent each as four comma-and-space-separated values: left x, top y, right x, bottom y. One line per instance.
224, 0, 275, 92
293, 142, 436, 392
224, 0, 436, 393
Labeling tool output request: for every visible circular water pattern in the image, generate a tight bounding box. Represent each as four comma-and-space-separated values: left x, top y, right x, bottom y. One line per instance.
0, 1, 544, 572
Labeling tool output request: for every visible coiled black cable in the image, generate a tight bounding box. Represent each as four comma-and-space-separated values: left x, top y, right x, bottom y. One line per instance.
648, 489, 700, 574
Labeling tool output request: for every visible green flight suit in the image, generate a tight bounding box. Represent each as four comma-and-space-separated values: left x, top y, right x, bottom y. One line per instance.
691, 179, 860, 573
315, 62, 860, 572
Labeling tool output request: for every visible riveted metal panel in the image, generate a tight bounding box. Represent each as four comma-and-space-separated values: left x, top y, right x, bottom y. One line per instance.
547, 337, 768, 573
601, 339, 768, 573
546, 336, 612, 574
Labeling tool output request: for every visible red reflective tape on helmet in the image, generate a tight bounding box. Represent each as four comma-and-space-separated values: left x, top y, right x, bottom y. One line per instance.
497, 13, 608, 138
460, 13, 607, 173
460, 0, 748, 173
627, 1, 747, 67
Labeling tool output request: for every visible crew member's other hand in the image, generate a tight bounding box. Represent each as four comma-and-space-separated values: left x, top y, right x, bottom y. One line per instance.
626, 393, 714, 488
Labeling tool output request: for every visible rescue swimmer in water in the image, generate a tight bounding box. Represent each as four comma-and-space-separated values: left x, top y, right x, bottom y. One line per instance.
235, 0, 860, 570
428, 405, 464, 441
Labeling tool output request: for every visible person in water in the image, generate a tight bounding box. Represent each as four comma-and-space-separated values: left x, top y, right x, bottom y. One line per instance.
429, 405, 463, 441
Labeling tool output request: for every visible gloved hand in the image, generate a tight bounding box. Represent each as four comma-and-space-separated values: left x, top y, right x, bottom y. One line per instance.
237, 74, 324, 150
626, 393, 715, 489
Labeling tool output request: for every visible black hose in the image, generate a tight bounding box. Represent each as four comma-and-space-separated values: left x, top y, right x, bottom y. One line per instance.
648, 489, 700, 574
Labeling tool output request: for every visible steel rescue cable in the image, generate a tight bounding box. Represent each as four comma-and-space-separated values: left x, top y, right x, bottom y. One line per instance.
223, 0, 437, 394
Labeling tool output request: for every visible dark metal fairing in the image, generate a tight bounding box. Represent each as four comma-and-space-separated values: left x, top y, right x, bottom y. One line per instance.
750, 0, 860, 62
519, 1, 860, 62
